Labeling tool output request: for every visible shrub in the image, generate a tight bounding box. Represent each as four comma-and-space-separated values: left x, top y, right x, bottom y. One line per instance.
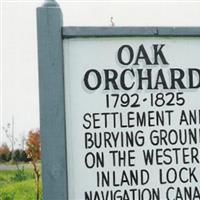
0, 192, 15, 200
11, 168, 27, 182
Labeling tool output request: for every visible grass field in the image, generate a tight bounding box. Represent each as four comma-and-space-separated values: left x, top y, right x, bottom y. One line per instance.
0, 166, 42, 200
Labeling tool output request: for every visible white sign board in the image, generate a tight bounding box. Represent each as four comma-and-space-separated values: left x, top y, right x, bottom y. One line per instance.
64, 37, 200, 200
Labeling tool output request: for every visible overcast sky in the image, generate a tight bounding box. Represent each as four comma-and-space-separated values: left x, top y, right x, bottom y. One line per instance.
2, 0, 200, 148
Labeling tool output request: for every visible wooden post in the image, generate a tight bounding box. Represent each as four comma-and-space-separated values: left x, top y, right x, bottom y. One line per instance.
37, 0, 68, 199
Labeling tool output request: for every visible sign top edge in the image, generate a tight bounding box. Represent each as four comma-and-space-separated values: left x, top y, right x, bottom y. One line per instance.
62, 26, 200, 38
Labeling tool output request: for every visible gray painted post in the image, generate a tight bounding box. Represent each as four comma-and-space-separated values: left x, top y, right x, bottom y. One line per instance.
37, 1, 68, 200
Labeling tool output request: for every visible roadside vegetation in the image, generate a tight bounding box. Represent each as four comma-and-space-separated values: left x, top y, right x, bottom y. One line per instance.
0, 129, 42, 200
0, 167, 42, 200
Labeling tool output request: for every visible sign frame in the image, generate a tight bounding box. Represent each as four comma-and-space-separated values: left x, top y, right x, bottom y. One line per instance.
37, 1, 200, 200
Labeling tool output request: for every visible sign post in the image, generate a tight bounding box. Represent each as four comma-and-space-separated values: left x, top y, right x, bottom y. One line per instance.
37, 1, 68, 199
37, 1, 200, 200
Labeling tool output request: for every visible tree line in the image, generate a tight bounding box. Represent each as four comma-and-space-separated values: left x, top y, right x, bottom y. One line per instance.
0, 129, 40, 163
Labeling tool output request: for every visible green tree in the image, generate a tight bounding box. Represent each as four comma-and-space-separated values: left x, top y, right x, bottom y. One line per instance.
13, 149, 21, 162
20, 150, 30, 162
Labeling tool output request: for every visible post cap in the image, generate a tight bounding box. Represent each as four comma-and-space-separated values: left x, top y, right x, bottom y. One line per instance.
42, 0, 59, 7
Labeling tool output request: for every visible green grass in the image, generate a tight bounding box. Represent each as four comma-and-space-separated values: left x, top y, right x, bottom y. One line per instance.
0, 168, 42, 200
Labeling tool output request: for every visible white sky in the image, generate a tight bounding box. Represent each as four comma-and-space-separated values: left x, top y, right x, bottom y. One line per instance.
2, 0, 200, 148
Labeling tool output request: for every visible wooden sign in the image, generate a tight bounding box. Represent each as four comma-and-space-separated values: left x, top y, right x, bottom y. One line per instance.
37, 1, 200, 200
